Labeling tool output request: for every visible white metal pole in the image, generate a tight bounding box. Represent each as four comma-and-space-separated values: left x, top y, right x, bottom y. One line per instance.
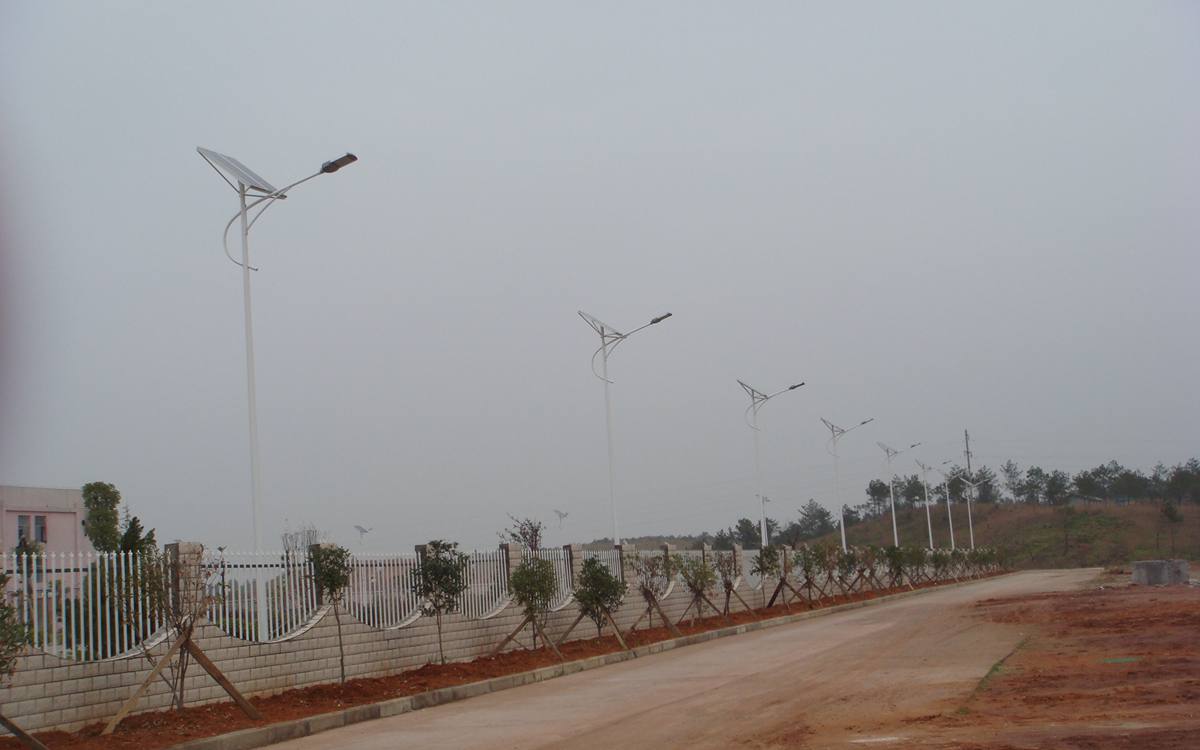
946, 480, 956, 551
238, 183, 269, 640
239, 184, 262, 554
966, 483, 976, 550
834, 441, 847, 552
886, 454, 899, 547
922, 472, 934, 549
601, 347, 619, 546
753, 410, 766, 548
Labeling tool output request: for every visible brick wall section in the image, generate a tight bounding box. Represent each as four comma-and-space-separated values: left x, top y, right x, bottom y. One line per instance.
0, 545, 768, 733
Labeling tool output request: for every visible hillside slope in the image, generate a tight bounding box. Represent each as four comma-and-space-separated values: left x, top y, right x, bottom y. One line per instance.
823, 501, 1198, 568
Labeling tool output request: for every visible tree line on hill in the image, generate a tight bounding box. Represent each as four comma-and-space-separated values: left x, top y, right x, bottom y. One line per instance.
605, 457, 1200, 551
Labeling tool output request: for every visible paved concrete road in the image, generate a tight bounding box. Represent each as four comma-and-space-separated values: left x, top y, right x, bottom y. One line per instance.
278, 570, 1096, 749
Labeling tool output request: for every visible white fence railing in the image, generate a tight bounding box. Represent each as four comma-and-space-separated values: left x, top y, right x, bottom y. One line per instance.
1, 551, 170, 662
203, 551, 319, 643
345, 553, 422, 629
459, 549, 510, 618
582, 549, 623, 580
527, 548, 573, 611
1, 545, 681, 661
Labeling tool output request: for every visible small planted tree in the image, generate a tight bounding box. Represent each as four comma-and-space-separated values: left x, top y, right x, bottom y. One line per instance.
792, 544, 824, 601
505, 557, 560, 657
902, 546, 928, 587
859, 545, 887, 590
413, 540, 469, 665
714, 550, 757, 617
104, 545, 261, 735
949, 548, 967, 580
558, 557, 630, 651
677, 555, 726, 625
0, 573, 43, 750
883, 546, 906, 588
929, 548, 951, 582
755, 544, 800, 609
626, 553, 682, 637
492, 517, 563, 660
836, 545, 859, 595
311, 544, 354, 683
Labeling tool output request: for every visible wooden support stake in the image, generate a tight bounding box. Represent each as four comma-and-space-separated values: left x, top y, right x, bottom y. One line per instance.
490, 614, 532, 657
183, 640, 262, 720
603, 607, 633, 653
700, 593, 732, 624
731, 589, 759, 618
674, 596, 696, 627
531, 617, 564, 662
0, 714, 48, 750
555, 611, 587, 648
781, 580, 803, 602
651, 596, 682, 638
766, 579, 783, 608
627, 605, 650, 634
767, 578, 791, 611
103, 634, 187, 735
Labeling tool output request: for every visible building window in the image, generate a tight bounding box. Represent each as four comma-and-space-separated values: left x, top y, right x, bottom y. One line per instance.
34, 516, 47, 544
16, 515, 29, 544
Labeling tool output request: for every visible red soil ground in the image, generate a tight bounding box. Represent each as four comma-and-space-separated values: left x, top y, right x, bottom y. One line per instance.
0, 579, 940, 750
890, 575, 1200, 748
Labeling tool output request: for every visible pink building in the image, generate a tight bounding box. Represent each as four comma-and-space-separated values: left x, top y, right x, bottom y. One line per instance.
0, 486, 93, 555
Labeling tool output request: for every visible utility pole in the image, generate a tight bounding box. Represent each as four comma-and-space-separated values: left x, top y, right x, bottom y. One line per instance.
964, 429, 973, 476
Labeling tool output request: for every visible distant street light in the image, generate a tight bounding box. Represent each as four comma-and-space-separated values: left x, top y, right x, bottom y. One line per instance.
579, 310, 672, 546
198, 146, 357, 638
958, 476, 984, 550
821, 417, 874, 552
936, 461, 966, 551
877, 440, 922, 547
915, 460, 937, 549
739, 380, 804, 548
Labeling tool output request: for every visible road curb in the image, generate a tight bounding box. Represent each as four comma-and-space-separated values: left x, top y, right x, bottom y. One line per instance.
171, 573, 1009, 750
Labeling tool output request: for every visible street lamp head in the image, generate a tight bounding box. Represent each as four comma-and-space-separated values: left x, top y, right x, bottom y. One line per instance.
860, 418, 875, 426
321, 153, 358, 174
788, 382, 805, 390
909, 442, 922, 449
650, 312, 673, 325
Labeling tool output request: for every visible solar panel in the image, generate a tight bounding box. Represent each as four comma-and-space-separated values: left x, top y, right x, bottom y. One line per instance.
197, 147, 278, 194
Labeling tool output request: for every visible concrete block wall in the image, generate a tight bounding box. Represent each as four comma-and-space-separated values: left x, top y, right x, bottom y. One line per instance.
0, 544, 764, 734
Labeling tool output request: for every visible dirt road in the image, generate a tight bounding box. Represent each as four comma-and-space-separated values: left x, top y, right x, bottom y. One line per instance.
276, 569, 1095, 749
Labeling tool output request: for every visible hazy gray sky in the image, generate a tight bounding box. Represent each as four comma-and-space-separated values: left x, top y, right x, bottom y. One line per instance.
2, 1, 1197, 551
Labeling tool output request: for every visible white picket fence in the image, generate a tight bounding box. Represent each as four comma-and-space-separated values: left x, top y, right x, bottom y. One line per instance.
582, 548, 623, 579
344, 553, 423, 629
526, 548, 573, 611
1, 545, 587, 662
202, 551, 319, 642
1, 551, 171, 661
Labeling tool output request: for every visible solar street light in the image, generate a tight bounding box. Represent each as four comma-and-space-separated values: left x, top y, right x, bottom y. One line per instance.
198, 146, 356, 638
739, 379, 804, 548
821, 417, 873, 552
578, 309, 672, 545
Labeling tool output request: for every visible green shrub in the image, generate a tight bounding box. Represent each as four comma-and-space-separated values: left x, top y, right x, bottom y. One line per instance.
678, 556, 717, 598
573, 558, 626, 637
310, 544, 353, 683
0, 573, 28, 685
413, 540, 469, 664
510, 557, 557, 619
751, 545, 782, 580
